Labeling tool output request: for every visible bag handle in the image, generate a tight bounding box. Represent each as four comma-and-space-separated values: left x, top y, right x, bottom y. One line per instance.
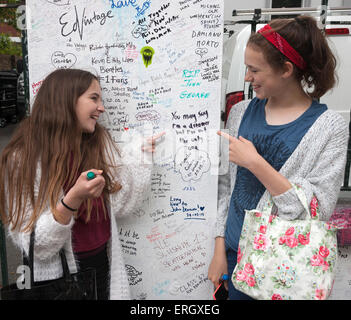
264, 184, 313, 220
21, 231, 35, 288
292, 184, 313, 220
23, 227, 72, 287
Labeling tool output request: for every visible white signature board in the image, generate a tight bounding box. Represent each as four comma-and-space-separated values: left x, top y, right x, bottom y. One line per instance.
26, 0, 224, 299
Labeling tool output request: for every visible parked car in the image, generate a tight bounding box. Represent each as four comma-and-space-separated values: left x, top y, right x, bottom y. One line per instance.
0, 60, 26, 128
0, 70, 18, 128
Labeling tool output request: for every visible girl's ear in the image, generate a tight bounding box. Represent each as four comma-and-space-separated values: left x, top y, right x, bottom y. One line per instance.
281, 61, 294, 79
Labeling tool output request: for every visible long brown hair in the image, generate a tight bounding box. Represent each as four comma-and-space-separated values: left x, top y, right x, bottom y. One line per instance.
0, 68, 121, 232
247, 15, 337, 99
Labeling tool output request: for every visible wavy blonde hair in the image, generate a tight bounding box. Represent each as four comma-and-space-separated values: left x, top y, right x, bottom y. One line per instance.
0, 69, 121, 232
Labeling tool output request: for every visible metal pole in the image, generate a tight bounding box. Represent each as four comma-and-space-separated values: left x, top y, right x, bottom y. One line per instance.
21, 29, 30, 117
319, 0, 329, 32
231, 6, 351, 17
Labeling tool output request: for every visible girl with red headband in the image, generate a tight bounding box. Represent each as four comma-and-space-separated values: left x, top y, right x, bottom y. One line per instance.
208, 16, 348, 300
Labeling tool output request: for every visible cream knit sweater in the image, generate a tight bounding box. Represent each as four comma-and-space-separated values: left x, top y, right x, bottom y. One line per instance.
6, 137, 152, 300
216, 100, 349, 238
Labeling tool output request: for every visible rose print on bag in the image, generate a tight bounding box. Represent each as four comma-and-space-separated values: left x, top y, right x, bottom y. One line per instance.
237, 246, 243, 264
310, 254, 326, 268
310, 197, 319, 219
271, 293, 283, 300
254, 212, 262, 218
315, 288, 327, 300
246, 276, 256, 287
233, 262, 258, 290
258, 225, 267, 234
308, 244, 336, 274
318, 246, 330, 258
278, 226, 310, 257
298, 233, 310, 245
236, 270, 248, 282
232, 185, 337, 300
244, 263, 255, 275
270, 293, 292, 300
253, 234, 268, 251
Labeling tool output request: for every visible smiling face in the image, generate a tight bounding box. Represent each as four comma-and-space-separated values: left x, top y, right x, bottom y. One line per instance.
75, 79, 104, 133
244, 45, 287, 100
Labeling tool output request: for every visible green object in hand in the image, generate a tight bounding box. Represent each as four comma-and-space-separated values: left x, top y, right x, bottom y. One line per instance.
87, 172, 96, 180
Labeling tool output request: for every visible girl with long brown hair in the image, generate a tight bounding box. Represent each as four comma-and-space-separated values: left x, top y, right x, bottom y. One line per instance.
208, 16, 348, 299
0, 68, 162, 299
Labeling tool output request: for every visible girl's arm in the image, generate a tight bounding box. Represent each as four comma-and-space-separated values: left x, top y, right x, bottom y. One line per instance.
271, 114, 348, 221
109, 133, 164, 218
217, 132, 292, 197
7, 168, 106, 260
7, 195, 74, 261
218, 112, 348, 221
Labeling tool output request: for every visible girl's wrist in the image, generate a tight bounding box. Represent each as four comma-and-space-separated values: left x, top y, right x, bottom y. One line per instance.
246, 153, 264, 173
64, 189, 84, 208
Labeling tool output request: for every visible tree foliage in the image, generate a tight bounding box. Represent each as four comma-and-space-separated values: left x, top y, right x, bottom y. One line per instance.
0, 1, 24, 56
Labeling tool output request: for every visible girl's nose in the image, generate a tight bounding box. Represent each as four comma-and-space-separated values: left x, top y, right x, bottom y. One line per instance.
244, 71, 252, 82
97, 104, 105, 113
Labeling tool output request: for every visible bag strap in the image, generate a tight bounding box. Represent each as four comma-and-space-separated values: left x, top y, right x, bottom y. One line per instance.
21, 230, 35, 288
23, 226, 72, 286
264, 184, 312, 220
292, 184, 313, 220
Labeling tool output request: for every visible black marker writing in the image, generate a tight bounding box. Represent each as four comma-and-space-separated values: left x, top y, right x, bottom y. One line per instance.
59, 5, 114, 40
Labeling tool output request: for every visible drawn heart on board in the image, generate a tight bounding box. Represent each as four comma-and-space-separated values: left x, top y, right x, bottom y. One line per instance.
124, 127, 129, 131
199, 206, 205, 211
195, 48, 208, 58
51, 51, 77, 69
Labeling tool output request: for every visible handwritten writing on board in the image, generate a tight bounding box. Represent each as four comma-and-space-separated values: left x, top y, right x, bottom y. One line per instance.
51, 51, 77, 69
26, 0, 223, 299
328, 246, 351, 300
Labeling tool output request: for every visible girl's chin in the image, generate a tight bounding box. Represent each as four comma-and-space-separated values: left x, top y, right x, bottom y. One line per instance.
254, 89, 267, 100
82, 125, 96, 133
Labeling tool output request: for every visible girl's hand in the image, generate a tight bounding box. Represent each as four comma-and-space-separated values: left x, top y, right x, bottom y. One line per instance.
66, 169, 106, 204
55, 169, 105, 225
208, 254, 228, 290
217, 131, 261, 170
208, 237, 228, 290
142, 131, 166, 153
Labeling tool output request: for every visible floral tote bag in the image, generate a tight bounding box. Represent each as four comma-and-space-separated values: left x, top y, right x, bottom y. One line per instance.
232, 184, 338, 300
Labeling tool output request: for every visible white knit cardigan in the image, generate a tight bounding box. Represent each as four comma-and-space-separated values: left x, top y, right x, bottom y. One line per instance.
6, 138, 152, 300
216, 99, 349, 238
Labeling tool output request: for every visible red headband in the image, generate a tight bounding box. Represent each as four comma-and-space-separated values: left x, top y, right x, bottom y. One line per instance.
257, 24, 307, 70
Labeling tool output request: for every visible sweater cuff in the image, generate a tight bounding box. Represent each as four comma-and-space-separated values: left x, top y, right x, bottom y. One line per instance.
271, 186, 306, 220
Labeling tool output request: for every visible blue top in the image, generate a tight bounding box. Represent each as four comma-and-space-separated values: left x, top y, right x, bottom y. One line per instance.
225, 98, 327, 251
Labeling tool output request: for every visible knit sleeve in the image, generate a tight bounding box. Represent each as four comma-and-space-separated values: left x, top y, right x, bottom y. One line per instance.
6, 167, 74, 261
272, 111, 349, 221
109, 135, 152, 218
215, 100, 251, 237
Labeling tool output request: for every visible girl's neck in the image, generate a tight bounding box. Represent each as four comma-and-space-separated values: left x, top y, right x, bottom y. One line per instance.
265, 84, 313, 126
266, 82, 312, 111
